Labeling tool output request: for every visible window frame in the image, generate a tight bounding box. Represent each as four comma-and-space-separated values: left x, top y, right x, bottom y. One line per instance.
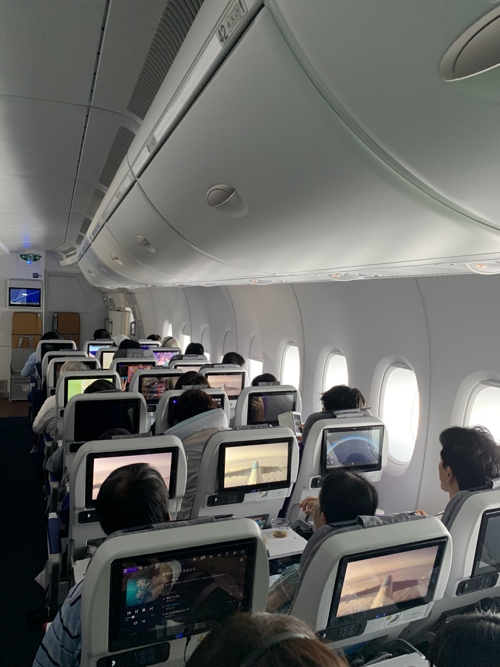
280, 341, 301, 390
464, 379, 500, 431
322, 350, 349, 392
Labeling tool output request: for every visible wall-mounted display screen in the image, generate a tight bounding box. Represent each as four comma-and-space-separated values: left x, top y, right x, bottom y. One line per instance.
247, 391, 297, 426
472, 508, 500, 578
218, 439, 292, 494
205, 372, 245, 398
9, 287, 41, 307
321, 425, 383, 475
329, 538, 446, 626
109, 539, 256, 652
64, 377, 115, 405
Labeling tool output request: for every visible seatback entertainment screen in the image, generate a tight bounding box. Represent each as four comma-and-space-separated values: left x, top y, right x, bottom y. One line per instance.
218, 439, 292, 494
247, 391, 297, 426
322, 425, 383, 475
205, 372, 244, 399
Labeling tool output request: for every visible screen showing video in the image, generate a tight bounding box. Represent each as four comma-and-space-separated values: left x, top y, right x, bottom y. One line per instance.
9, 287, 41, 307
153, 350, 177, 367
117, 363, 155, 390
88, 343, 113, 357
322, 425, 383, 475
219, 440, 291, 493
74, 399, 140, 444
101, 350, 115, 370
65, 377, 114, 404
109, 539, 256, 652
86, 449, 176, 506
247, 391, 296, 426
168, 394, 222, 414
330, 539, 446, 624
206, 373, 244, 398
40, 342, 75, 360
472, 509, 500, 577
53, 359, 95, 382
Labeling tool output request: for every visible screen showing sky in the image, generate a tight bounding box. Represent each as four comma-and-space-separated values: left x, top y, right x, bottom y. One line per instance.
92, 452, 172, 500
223, 441, 288, 488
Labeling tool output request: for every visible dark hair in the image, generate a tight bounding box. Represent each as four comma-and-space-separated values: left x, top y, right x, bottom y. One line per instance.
98, 428, 131, 440
174, 372, 210, 390
167, 388, 216, 428
95, 463, 170, 535
186, 612, 347, 667
222, 352, 245, 367
439, 426, 500, 491
319, 469, 378, 524
119, 339, 141, 350
428, 613, 500, 667
185, 342, 204, 355
252, 373, 278, 387
147, 334, 162, 342
321, 385, 365, 412
93, 328, 111, 340
41, 331, 59, 341
84, 379, 119, 394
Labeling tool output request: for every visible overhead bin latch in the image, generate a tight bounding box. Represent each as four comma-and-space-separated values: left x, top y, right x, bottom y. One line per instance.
206, 184, 248, 218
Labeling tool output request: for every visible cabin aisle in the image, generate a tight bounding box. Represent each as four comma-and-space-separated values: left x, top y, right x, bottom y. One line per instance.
0, 415, 47, 666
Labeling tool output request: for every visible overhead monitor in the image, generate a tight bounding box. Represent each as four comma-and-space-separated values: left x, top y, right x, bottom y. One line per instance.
329, 538, 447, 627
153, 350, 178, 367
85, 447, 178, 507
73, 399, 141, 444
9, 287, 41, 307
101, 350, 116, 370
109, 538, 256, 651
472, 508, 500, 578
321, 425, 383, 476
247, 390, 297, 426
218, 438, 293, 494
117, 362, 156, 391
204, 372, 245, 399
64, 377, 115, 406
88, 342, 114, 357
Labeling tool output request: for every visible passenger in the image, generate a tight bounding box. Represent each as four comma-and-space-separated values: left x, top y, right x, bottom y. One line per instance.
21, 331, 59, 378
33, 463, 171, 667
252, 373, 278, 386
162, 335, 181, 348
185, 611, 347, 667
439, 426, 500, 525
301, 385, 365, 447
174, 372, 210, 390
267, 470, 378, 613
146, 333, 162, 342
427, 612, 500, 667
113, 334, 129, 347
165, 389, 229, 519
32, 361, 89, 441
92, 328, 111, 340
222, 351, 245, 367
112, 338, 141, 360
185, 342, 205, 356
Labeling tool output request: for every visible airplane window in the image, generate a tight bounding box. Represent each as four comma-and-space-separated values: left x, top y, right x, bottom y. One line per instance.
466, 384, 500, 441
248, 359, 263, 381
322, 352, 348, 391
281, 343, 300, 389
380, 365, 419, 464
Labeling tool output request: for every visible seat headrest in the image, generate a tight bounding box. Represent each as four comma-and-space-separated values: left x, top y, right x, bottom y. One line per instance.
300, 512, 429, 578
105, 515, 216, 542
441, 480, 500, 529
113, 348, 155, 359
165, 408, 228, 440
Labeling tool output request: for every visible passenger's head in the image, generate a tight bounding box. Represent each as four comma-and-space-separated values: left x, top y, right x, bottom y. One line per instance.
185, 612, 347, 667
162, 336, 180, 348
252, 373, 278, 386
84, 379, 118, 394
167, 388, 217, 428
222, 352, 245, 367
174, 372, 210, 390
95, 463, 170, 535
439, 426, 500, 497
41, 331, 59, 341
60, 360, 89, 373
313, 469, 378, 528
93, 328, 111, 340
118, 339, 141, 350
428, 613, 500, 667
147, 334, 162, 342
321, 385, 365, 412
185, 342, 204, 356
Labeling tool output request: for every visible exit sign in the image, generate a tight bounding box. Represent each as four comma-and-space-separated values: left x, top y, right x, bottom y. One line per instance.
19, 253, 42, 264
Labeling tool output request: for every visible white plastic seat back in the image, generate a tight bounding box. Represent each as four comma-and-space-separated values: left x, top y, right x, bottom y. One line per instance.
200, 366, 248, 412
137, 339, 161, 348
43, 351, 91, 387
95, 346, 118, 369
234, 384, 302, 427
169, 355, 208, 371
36, 339, 76, 362
80, 517, 269, 667
83, 340, 115, 357
68, 435, 187, 556
191, 426, 299, 522
110, 357, 157, 390
154, 388, 231, 434
291, 515, 451, 650
63, 392, 148, 473
286, 413, 388, 524
55, 370, 121, 438
402, 485, 500, 641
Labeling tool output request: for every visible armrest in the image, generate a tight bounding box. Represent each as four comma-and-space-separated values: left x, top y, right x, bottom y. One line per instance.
45, 513, 61, 621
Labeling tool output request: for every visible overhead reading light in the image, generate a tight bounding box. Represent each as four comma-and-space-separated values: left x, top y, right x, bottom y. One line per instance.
327, 273, 362, 282
465, 261, 500, 275
440, 6, 500, 81
248, 279, 272, 285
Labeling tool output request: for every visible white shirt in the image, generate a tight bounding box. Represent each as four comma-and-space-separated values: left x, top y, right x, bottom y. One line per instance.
33, 395, 57, 440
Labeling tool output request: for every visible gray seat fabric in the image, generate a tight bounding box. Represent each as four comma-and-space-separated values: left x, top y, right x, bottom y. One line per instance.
441, 478, 500, 529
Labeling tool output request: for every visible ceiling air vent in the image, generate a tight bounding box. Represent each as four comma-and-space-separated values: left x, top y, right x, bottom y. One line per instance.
127, 0, 205, 120
99, 127, 136, 188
